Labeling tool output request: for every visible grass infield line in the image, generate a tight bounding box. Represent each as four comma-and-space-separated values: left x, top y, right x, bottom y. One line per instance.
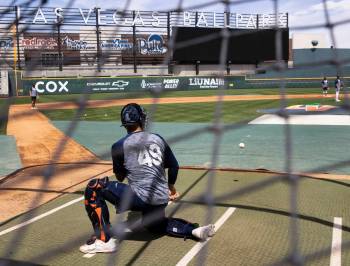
330, 217, 342, 266
0, 196, 83, 236
176, 207, 236, 266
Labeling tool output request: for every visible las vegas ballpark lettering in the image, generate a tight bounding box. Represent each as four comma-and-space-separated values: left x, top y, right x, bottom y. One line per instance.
13, 7, 287, 29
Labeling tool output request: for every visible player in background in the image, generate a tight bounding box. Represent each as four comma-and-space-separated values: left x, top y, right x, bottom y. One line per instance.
80, 103, 215, 254
29, 84, 38, 109
321, 77, 328, 97
335, 76, 343, 102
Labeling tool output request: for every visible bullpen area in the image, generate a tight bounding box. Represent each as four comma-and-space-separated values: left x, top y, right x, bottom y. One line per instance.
1, 89, 350, 265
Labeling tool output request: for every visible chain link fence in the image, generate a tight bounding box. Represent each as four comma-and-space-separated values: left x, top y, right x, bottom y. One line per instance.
0, 0, 349, 265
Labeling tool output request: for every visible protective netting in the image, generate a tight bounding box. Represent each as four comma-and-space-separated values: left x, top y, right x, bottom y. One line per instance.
0, 0, 349, 265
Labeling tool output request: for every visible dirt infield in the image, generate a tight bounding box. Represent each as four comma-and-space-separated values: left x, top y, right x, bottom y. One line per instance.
6, 105, 98, 166
0, 163, 112, 222
0, 105, 113, 222
36, 94, 332, 110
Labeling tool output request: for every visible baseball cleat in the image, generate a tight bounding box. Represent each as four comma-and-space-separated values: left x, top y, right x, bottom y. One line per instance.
192, 224, 215, 241
79, 238, 117, 254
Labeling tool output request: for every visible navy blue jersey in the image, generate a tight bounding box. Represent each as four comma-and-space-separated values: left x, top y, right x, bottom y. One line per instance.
111, 131, 178, 205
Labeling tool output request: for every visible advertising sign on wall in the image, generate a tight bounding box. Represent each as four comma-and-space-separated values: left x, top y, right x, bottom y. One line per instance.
21, 33, 88, 51
15, 75, 237, 95
9, 73, 324, 96
21, 36, 58, 50
0, 37, 13, 50
101, 34, 167, 55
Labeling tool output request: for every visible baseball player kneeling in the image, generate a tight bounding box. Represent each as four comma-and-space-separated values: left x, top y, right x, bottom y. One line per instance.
80, 103, 215, 254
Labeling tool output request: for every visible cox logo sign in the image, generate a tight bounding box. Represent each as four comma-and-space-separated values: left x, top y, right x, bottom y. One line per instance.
35, 81, 69, 93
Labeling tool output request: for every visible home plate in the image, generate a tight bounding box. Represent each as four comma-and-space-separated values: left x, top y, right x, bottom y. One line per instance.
249, 115, 350, 125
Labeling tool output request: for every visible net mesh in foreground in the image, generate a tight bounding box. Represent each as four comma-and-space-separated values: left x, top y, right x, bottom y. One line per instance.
0, 0, 349, 265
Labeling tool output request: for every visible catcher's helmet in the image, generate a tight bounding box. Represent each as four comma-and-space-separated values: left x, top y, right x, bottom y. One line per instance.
120, 103, 147, 128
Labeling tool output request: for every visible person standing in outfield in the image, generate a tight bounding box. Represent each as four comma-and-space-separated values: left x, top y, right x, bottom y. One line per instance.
335, 76, 343, 102
80, 103, 215, 254
29, 84, 38, 109
321, 77, 328, 96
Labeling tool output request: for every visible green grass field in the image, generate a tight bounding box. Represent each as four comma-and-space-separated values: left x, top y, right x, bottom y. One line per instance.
0, 88, 323, 134
1, 169, 349, 265
0, 87, 328, 134
41, 97, 341, 123
0, 87, 322, 106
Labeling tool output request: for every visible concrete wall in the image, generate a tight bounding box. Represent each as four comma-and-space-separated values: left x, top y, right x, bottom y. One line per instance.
21, 64, 256, 78
173, 64, 256, 76
293, 48, 350, 67
21, 65, 169, 78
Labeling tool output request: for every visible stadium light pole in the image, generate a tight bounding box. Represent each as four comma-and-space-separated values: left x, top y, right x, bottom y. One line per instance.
14, 6, 21, 70
195, 60, 200, 75
311, 40, 318, 52
56, 14, 63, 71
226, 60, 231, 75
132, 11, 137, 74
311, 40, 318, 65
167, 11, 173, 75
95, 7, 102, 72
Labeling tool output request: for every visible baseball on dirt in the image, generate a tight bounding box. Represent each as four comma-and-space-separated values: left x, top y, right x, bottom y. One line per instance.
239, 142, 245, 149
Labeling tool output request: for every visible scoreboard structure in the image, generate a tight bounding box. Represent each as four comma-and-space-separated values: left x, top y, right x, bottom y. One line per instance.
173, 27, 289, 64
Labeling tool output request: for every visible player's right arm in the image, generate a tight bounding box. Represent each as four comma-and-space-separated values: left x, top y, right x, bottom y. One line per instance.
168, 184, 179, 201
163, 140, 180, 200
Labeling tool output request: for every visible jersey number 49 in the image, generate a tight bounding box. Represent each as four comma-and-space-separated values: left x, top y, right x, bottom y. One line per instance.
138, 144, 162, 167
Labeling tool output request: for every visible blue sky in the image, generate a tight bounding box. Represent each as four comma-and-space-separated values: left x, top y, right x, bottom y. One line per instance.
2, 0, 350, 47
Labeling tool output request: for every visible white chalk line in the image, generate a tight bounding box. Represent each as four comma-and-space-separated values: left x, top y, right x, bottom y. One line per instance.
176, 207, 236, 266
0, 196, 84, 237
83, 253, 95, 258
330, 217, 342, 266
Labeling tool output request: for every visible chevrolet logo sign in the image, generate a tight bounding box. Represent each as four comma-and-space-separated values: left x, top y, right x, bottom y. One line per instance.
112, 80, 129, 87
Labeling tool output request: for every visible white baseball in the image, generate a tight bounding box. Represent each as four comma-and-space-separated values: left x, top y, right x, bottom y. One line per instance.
239, 142, 245, 149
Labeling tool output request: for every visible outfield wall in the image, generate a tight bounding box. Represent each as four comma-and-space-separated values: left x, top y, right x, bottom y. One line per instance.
10, 74, 237, 95
8, 71, 349, 96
